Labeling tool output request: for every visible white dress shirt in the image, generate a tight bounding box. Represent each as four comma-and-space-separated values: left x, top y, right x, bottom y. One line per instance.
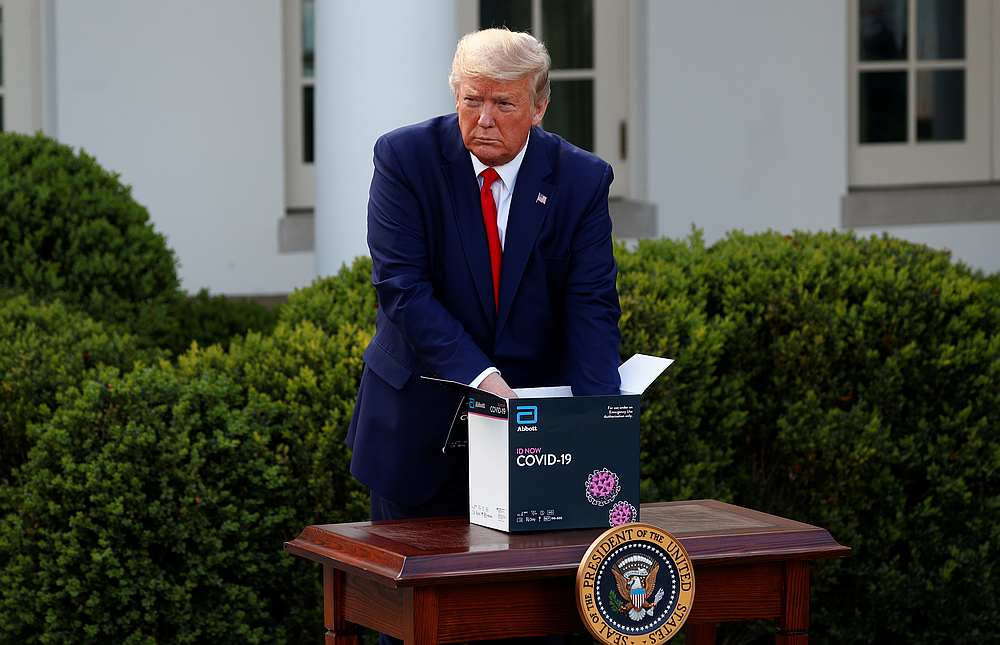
468, 134, 530, 389
469, 132, 530, 251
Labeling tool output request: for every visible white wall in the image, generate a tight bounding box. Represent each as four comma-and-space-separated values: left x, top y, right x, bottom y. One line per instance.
642, 1, 998, 276
52, 0, 314, 295
867, 222, 1000, 275
644, 0, 848, 242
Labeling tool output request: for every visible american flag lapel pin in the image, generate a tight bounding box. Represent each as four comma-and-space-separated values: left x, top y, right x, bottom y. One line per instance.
536, 193, 548, 205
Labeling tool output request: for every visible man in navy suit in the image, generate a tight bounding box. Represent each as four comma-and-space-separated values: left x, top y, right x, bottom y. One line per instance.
347, 28, 622, 524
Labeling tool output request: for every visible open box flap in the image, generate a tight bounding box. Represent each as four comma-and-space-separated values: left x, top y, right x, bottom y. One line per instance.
619, 354, 674, 395
420, 376, 507, 455
421, 375, 507, 402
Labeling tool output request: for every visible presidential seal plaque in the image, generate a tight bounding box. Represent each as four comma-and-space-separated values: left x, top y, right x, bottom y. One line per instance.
576, 523, 695, 644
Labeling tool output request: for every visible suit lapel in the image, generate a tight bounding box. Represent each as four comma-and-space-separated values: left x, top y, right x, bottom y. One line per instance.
441, 119, 495, 324
496, 128, 554, 337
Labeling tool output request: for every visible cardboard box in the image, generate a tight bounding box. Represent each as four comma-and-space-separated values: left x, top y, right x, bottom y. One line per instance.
426, 354, 672, 533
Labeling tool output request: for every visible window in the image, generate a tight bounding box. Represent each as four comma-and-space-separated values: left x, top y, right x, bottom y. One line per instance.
461, 1, 631, 197
283, 0, 315, 210
848, 0, 994, 186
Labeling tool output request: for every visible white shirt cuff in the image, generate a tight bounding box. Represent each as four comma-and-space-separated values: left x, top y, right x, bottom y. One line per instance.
470, 366, 500, 388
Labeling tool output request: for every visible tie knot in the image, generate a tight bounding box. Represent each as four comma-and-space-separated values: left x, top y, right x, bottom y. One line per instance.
481, 167, 500, 190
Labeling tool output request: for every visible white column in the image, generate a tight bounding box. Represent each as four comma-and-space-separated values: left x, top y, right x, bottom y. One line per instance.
315, 0, 459, 277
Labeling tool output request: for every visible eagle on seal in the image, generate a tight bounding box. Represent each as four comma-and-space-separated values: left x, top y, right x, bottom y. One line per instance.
612, 562, 665, 621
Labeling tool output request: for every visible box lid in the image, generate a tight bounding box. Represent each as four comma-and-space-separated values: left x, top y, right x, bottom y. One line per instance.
618, 354, 674, 395
422, 353, 674, 399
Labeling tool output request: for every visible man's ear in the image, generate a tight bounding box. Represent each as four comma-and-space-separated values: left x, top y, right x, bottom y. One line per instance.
532, 98, 550, 125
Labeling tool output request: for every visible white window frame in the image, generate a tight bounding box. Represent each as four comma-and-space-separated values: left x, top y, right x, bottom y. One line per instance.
848, 0, 993, 187
0, 0, 42, 134
458, 1, 631, 198
283, 0, 315, 211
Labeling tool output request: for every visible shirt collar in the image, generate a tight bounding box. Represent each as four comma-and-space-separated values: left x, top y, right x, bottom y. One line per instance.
469, 131, 530, 190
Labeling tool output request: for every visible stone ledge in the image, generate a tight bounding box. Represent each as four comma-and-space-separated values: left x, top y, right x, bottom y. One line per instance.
842, 183, 1000, 229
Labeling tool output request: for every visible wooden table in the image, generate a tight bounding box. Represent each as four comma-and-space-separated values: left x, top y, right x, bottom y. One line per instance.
285, 500, 849, 645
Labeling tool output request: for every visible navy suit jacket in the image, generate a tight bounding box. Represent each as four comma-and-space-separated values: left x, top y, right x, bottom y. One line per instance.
346, 114, 621, 506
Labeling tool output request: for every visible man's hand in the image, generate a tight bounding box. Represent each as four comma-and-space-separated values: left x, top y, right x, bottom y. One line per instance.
479, 372, 517, 399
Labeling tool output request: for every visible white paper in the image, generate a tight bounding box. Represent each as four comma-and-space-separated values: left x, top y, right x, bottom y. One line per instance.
618, 354, 674, 395
513, 385, 574, 398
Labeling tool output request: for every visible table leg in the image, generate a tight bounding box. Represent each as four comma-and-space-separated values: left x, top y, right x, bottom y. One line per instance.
324, 566, 359, 645
776, 561, 810, 645
403, 587, 439, 645
685, 622, 717, 645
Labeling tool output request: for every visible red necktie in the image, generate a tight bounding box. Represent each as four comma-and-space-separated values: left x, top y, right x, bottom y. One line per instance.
479, 167, 502, 312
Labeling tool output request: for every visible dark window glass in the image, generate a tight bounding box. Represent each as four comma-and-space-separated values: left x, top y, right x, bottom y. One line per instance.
917, 69, 964, 141
860, 0, 908, 61
479, 0, 532, 32
544, 79, 593, 151
303, 85, 314, 163
302, 0, 315, 77
917, 0, 964, 60
859, 71, 907, 143
542, 0, 593, 69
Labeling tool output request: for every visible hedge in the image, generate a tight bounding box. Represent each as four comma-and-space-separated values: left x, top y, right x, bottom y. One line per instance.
0, 294, 150, 487
0, 316, 370, 643
2, 231, 997, 643
0, 132, 180, 345
0, 132, 277, 354
157, 290, 279, 357
620, 231, 999, 643
279, 255, 376, 335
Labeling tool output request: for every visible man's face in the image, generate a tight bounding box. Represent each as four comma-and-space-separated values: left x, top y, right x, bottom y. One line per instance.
456, 75, 548, 167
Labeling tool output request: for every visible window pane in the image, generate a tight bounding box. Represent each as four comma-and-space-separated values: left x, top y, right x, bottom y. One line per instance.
542, 0, 593, 69
860, 0, 907, 61
917, 69, 964, 141
303, 85, 314, 163
917, 0, 964, 60
479, 0, 532, 32
859, 71, 907, 143
302, 0, 315, 78
544, 79, 593, 152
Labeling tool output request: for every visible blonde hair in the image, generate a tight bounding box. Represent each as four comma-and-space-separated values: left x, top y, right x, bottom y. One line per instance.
449, 28, 551, 105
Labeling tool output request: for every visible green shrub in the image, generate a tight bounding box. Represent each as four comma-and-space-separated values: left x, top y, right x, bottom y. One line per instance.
178, 319, 371, 530
0, 132, 181, 344
3, 230, 997, 644
0, 294, 149, 486
616, 233, 746, 503
157, 290, 279, 356
624, 231, 999, 644
280, 256, 376, 335
0, 319, 370, 643
0, 366, 297, 643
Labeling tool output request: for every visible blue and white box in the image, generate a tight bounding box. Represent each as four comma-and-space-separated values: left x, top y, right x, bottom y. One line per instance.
428, 354, 672, 533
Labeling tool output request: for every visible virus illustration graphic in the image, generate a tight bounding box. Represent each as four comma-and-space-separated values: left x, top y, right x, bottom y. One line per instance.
608, 500, 637, 526
585, 467, 621, 506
